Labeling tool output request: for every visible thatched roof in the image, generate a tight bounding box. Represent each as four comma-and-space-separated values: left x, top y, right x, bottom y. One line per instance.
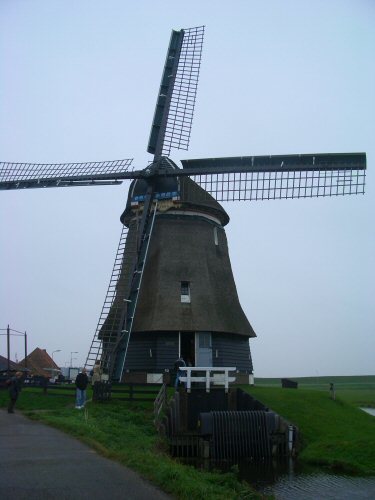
19, 348, 60, 377
133, 215, 256, 337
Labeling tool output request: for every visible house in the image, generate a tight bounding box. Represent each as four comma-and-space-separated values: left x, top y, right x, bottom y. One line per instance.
0, 354, 24, 373
20, 348, 60, 378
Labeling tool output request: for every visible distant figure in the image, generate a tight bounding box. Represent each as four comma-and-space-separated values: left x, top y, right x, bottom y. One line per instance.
330, 382, 336, 400
174, 356, 186, 390
75, 368, 89, 409
91, 361, 102, 386
6, 371, 24, 414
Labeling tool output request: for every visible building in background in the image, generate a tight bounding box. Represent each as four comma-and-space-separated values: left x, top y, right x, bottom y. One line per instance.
20, 348, 60, 380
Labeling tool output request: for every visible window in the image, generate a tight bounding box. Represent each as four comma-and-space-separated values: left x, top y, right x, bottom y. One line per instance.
199, 332, 212, 348
181, 281, 191, 303
213, 227, 219, 246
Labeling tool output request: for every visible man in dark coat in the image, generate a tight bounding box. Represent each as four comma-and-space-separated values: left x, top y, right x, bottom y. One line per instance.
7, 371, 24, 413
174, 356, 186, 390
75, 368, 89, 409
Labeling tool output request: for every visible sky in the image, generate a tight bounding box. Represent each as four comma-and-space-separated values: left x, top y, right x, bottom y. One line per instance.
0, 0, 374, 377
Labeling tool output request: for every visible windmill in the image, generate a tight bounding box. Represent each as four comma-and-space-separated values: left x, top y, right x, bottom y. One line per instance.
0, 26, 366, 384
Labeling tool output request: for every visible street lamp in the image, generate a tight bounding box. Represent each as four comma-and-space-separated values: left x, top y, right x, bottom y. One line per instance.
52, 349, 61, 364
70, 351, 78, 367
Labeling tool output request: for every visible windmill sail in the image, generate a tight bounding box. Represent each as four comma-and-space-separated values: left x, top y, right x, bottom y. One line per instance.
85, 224, 133, 372
0, 159, 134, 190
181, 153, 366, 201
147, 26, 205, 158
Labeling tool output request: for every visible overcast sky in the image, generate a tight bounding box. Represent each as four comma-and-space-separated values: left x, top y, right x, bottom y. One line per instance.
0, 0, 374, 377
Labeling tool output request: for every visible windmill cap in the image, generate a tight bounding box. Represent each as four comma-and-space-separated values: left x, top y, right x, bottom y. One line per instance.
120, 159, 229, 226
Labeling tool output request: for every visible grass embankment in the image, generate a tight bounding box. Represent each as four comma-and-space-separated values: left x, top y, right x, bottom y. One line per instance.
244, 376, 375, 475
0, 388, 258, 500
255, 375, 375, 408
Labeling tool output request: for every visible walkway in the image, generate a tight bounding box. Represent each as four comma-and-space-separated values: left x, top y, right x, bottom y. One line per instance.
0, 409, 171, 500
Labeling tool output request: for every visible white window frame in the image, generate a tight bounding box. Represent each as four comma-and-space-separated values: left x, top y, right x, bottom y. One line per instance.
180, 281, 191, 303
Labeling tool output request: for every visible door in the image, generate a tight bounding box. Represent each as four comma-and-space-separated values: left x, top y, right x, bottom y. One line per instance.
195, 332, 212, 367
180, 331, 195, 366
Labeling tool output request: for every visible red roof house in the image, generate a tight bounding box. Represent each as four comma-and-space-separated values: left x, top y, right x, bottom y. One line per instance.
20, 348, 60, 378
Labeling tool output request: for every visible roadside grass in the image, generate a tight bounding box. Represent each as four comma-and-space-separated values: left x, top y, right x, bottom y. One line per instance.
0, 388, 258, 500
243, 386, 375, 475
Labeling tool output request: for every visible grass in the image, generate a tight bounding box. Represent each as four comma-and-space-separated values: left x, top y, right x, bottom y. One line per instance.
255, 375, 375, 407
244, 376, 375, 475
0, 387, 258, 500
1, 375, 374, 496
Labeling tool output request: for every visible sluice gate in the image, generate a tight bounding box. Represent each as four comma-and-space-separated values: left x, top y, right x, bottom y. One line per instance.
161, 388, 298, 460
201, 410, 275, 459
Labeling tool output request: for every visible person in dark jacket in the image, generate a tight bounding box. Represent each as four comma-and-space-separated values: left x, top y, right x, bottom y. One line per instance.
75, 368, 89, 409
174, 356, 186, 390
7, 371, 24, 413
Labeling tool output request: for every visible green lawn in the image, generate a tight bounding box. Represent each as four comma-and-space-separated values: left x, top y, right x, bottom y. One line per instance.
243, 382, 375, 475
255, 375, 375, 407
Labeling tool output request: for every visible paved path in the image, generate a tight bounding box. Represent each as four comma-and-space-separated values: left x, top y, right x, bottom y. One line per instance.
0, 409, 172, 500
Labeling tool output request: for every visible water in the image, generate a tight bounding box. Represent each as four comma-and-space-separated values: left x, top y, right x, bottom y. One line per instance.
251, 407, 375, 497
361, 407, 375, 416
261, 472, 375, 499
188, 459, 375, 499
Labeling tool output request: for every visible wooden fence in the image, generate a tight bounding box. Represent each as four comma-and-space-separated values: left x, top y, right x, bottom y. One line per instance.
12, 382, 162, 403
108, 382, 161, 402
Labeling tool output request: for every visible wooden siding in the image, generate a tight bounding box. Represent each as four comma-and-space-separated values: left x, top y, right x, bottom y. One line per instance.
125, 332, 178, 371
125, 333, 156, 370
212, 333, 253, 373
155, 332, 179, 370
125, 332, 253, 373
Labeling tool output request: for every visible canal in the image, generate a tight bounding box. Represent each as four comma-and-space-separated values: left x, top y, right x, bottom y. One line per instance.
249, 406, 375, 498
238, 459, 375, 499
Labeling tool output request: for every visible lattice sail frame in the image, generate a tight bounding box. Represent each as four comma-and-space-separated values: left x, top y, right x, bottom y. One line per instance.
190, 168, 366, 201
162, 26, 205, 156
0, 159, 133, 190
180, 153, 366, 202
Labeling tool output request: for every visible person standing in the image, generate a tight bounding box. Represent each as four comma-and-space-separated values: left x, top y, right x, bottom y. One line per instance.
91, 361, 102, 386
75, 368, 89, 409
6, 371, 24, 414
174, 356, 186, 390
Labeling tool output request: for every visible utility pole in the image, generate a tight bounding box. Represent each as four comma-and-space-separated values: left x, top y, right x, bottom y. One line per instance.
24, 331, 27, 369
7, 324, 10, 371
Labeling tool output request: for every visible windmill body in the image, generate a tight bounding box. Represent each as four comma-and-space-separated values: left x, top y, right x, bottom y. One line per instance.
112, 162, 256, 382
0, 26, 366, 383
